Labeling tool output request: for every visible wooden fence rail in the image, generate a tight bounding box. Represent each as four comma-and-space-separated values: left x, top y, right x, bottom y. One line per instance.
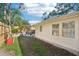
0, 22, 9, 45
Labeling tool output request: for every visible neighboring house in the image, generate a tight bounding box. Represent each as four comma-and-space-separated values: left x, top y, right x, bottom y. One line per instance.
0, 22, 9, 45
33, 12, 79, 55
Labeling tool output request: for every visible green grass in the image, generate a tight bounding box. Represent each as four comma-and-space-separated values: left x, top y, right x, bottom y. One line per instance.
2, 37, 22, 56
32, 41, 49, 55
18, 36, 49, 55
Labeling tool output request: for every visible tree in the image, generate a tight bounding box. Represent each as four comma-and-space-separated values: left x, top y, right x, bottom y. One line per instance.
0, 3, 30, 33
71, 3, 79, 11
42, 12, 47, 20
10, 9, 21, 27
48, 10, 57, 17
42, 3, 79, 20
55, 3, 79, 15
0, 4, 9, 24
12, 15, 30, 33
55, 3, 72, 15
0, 4, 4, 20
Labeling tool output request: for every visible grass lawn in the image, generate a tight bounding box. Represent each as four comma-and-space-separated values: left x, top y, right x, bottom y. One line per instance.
18, 36, 49, 55
18, 36, 75, 56
32, 42, 49, 55
2, 37, 22, 56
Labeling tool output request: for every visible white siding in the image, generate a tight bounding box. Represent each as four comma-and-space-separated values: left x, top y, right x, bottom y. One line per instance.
34, 15, 79, 55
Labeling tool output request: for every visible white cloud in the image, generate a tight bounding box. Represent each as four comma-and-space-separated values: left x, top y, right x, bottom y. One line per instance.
24, 3, 40, 8
23, 3, 57, 24
24, 3, 57, 16
27, 7, 44, 16
49, 3, 57, 7
29, 20, 41, 25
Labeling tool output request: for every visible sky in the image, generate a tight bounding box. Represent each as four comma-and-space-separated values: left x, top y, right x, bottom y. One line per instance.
11, 3, 57, 25
21, 3, 57, 25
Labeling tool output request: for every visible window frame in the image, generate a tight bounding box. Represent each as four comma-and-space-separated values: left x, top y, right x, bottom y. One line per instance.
40, 25, 42, 32
62, 21, 75, 38
52, 24, 59, 36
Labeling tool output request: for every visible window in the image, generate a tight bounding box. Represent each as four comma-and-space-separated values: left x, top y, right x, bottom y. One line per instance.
62, 21, 75, 38
52, 24, 59, 36
40, 26, 42, 32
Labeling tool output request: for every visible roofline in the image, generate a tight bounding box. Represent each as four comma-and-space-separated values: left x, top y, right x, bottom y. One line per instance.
32, 11, 79, 27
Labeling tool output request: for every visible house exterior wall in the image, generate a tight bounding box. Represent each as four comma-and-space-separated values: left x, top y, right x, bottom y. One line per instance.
34, 13, 79, 55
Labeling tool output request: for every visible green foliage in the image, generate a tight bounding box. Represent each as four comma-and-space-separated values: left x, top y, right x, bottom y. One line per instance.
0, 3, 30, 32
2, 37, 22, 56
13, 15, 30, 32
0, 4, 4, 20
42, 3, 79, 20
32, 42, 48, 55
10, 9, 21, 26
42, 12, 48, 20
11, 28, 18, 33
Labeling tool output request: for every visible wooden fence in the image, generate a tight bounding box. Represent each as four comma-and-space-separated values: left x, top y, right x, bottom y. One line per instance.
0, 22, 9, 44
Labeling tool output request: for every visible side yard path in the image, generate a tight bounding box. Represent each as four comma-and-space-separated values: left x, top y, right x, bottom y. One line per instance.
18, 35, 75, 56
